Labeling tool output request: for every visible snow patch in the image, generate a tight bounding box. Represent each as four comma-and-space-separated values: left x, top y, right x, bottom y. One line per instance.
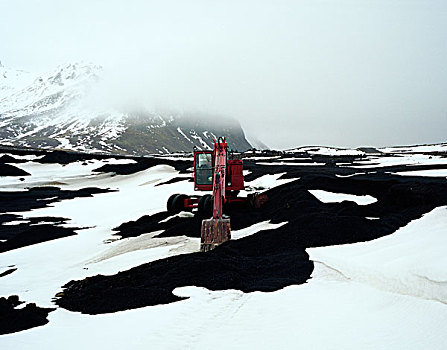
243, 173, 297, 192
308, 206, 447, 304
232, 221, 287, 240
309, 190, 377, 205
393, 169, 447, 178
286, 146, 365, 156
177, 127, 192, 143
256, 162, 325, 166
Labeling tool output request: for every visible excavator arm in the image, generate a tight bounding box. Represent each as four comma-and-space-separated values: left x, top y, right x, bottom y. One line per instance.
200, 137, 231, 252
212, 137, 227, 219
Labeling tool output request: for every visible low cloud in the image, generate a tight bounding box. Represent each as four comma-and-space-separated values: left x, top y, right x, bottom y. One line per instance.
2, 0, 447, 149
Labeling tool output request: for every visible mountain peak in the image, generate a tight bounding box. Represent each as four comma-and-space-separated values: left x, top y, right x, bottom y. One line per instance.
0, 62, 254, 155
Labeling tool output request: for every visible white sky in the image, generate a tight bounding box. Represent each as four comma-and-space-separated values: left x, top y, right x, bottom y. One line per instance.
1, 0, 446, 149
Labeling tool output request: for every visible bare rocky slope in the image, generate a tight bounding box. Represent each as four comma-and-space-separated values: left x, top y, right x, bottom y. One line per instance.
0, 62, 253, 155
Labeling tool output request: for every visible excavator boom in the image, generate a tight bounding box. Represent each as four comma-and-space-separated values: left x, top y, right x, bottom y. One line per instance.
212, 138, 227, 219
200, 137, 231, 252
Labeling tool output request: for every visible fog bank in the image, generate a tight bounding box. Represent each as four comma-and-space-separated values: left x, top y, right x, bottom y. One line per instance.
1, 0, 447, 149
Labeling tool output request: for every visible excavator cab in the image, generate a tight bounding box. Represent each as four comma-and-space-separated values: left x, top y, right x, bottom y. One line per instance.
194, 151, 213, 190
194, 149, 245, 193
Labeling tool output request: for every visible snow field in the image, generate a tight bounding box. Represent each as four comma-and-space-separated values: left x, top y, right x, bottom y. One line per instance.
2, 267, 446, 349
0, 160, 293, 311
285, 146, 365, 156
1, 155, 447, 349
0, 161, 191, 307
393, 169, 447, 178
0, 158, 137, 191
344, 153, 447, 169
308, 206, 447, 304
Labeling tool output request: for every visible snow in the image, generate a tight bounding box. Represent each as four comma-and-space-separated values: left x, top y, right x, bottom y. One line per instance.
159, 211, 194, 223
1, 220, 30, 226
335, 172, 366, 177
256, 161, 325, 166
232, 220, 287, 240
279, 157, 313, 161
0, 158, 138, 191
0, 63, 131, 154
3, 205, 447, 350
0, 65, 37, 101
244, 155, 281, 160
242, 173, 297, 194
154, 155, 194, 162
380, 144, 447, 154
189, 130, 212, 150
0, 162, 192, 308
176, 127, 192, 143
1, 153, 447, 349
393, 169, 447, 178
309, 189, 378, 205
1, 153, 45, 161
342, 154, 447, 169
54, 137, 73, 149
85, 232, 199, 277
308, 206, 447, 304
286, 146, 365, 156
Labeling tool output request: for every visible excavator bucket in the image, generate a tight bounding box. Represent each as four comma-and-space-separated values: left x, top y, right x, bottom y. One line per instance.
200, 218, 231, 252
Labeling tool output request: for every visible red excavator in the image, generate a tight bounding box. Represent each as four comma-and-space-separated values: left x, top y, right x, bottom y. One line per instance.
166, 137, 266, 251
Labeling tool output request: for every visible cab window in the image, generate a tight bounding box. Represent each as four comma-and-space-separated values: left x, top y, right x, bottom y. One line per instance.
195, 153, 213, 185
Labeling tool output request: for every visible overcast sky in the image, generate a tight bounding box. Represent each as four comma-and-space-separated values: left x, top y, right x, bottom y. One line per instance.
1, 0, 446, 149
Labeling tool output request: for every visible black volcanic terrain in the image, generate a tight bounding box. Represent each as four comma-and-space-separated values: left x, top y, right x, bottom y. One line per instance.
1, 145, 447, 331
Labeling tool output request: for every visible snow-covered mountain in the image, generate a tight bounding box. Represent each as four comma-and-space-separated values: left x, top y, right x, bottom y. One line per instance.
0, 62, 252, 155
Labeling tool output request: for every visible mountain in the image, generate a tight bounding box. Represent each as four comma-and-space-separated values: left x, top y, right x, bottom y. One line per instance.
245, 134, 270, 150
0, 62, 252, 155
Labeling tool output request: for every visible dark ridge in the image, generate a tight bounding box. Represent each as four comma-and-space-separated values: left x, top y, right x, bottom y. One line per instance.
0, 214, 21, 225
0, 144, 47, 157
0, 268, 17, 277
242, 150, 285, 157
0, 296, 55, 335
0, 187, 113, 213
113, 211, 203, 239
0, 214, 66, 226
357, 147, 382, 154
35, 149, 118, 164
0, 146, 132, 164
0, 163, 30, 176
155, 177, 191, 187
0, 221, 81, 253
92, 157, 191, 175
0, 154, 28, 163
113, 211, 172, 237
